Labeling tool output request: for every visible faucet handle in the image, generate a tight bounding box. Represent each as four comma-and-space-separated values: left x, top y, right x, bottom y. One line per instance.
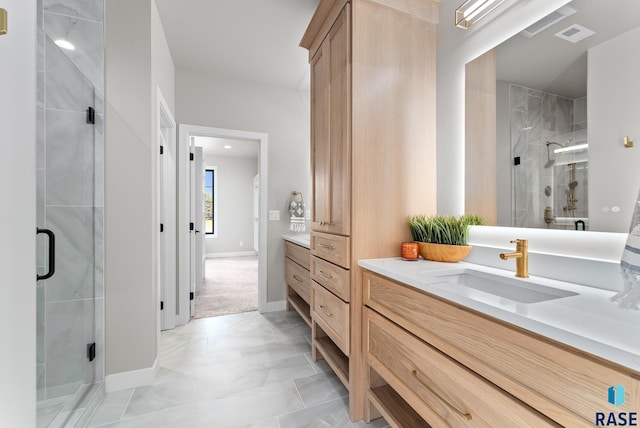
510, 239, 527, 244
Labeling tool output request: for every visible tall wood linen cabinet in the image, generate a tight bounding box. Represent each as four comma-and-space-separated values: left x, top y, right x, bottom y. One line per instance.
300, 0, 440, 421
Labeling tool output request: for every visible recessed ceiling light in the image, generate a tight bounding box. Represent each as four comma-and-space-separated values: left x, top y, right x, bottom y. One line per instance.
54, 39, 75, 50
223, 145, 232, 149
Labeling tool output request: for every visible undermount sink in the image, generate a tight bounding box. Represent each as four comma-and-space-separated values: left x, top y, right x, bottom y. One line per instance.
421, 269, 579, 304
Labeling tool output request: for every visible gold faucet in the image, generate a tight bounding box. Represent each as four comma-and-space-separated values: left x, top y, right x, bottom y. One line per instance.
500, 239, 529, 278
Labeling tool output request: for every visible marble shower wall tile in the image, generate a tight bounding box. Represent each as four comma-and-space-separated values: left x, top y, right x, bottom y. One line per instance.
45, 300, 89, 398
45, 37, 95, 112
44, 0, 103, 22
557, 96, 573, 134
45, 207, 95, 302
510, 84, 527, 111
37, 285, 45, 365
526, 94, 542, 142
574, 96, 587, 125
542, 92, 557, 132
45, 110, 94, 206
44, 11, 103, 91
94, 208, 104, 298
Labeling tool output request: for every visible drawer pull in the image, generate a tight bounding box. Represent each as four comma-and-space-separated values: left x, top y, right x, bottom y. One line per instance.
319, 270, 334, 279
319, 304, 334, 318
293, 274, 304, 283
411, 370, 472, 421
319, 221, 333, 226
318, 243, 335, 250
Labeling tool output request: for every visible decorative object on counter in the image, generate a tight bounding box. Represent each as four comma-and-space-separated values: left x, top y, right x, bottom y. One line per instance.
288, 191, 306, 232
407, 214, 485, 262
401, 242, 419, 261
611, 187, 640, 310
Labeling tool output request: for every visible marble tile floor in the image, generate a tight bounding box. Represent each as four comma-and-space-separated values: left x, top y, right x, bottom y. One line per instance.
85, 310, 389, 428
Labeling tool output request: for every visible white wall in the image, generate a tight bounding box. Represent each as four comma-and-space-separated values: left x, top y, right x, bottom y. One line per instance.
204, 155, 258, 256
0, 1, 37, 425
105, 0, 175, 385
436, 0, 570, 215
176, 70, 311, 303
588, 26, 640, 233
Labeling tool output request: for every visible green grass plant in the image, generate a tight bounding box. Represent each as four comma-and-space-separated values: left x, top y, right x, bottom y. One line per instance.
407, 214, 486, 246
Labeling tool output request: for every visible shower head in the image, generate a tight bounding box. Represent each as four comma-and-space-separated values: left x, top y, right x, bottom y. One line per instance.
544, 159, 555, 168
544, 141, 565, 168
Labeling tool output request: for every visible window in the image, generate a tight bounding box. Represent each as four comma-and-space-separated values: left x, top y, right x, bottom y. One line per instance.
205, 167, 217, 236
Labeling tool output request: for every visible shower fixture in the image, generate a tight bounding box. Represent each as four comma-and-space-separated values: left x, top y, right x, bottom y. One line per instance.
544, 141, 565, 168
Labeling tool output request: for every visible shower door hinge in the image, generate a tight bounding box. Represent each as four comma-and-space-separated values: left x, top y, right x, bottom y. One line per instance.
160, 223, 164, 233
86, 107, 95, 125
160, 301, 164, 310
87, 343, 96, 362
160, 145, 164, 155
513, 156, 521, 166
190, 222, 194, 231
190, 292, 194, 301
190, 153, 194, 161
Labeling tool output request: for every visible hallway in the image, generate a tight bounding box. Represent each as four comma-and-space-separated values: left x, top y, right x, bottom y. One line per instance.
86, 310, 389, 427
194, 256, 259, 319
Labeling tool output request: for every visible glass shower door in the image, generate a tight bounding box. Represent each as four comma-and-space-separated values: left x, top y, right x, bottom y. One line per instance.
36, 33, 100, 426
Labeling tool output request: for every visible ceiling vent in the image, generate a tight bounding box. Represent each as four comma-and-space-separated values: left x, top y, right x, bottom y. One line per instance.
519, 5, 576, 38
555, 24, 595, 43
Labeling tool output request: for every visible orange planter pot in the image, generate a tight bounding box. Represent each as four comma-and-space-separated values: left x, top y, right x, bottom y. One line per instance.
418, 242, 472, 263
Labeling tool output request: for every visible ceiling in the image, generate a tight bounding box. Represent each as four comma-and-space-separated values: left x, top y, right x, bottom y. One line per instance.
193, 136, 259, 159
496, 0, 640, 99
154, 0, 320, 90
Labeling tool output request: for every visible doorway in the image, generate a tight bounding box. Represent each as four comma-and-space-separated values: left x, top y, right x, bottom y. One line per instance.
178, 125, 268, 323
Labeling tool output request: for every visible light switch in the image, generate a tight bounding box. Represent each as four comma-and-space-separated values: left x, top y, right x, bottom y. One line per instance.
269, 210, 280, 221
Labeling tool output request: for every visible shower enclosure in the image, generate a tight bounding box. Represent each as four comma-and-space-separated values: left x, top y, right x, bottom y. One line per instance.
36, 0, 104, 425
507, 83, 589, 230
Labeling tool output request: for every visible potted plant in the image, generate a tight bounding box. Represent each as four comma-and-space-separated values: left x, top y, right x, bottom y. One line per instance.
407, 214, 485, 262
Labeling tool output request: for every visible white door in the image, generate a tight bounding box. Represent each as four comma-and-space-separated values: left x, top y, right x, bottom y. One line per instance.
190, 146, 205, 315
158, 95, 176, 330
194, 146, 205, 293
253, 174, 260, 253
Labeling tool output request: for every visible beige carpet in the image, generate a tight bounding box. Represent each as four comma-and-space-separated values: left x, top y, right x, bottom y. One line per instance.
193, 256, 258, 319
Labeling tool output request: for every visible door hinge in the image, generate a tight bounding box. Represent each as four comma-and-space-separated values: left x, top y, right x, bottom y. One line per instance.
190, 153, 194, 161
513, 156, 521, 166
190, 292, 194, 301
160, 223, 164, 233
190, 222, 194, 231
160, 145, 164, 155
87, 343, 96, 362
86, 107, 95, 125
160, 301, 164, 310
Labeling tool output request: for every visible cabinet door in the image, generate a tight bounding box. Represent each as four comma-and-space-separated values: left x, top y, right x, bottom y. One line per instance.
310, 6, 351, 236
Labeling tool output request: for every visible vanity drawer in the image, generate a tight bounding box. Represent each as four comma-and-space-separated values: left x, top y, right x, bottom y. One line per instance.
285, 241, 310, 270
311, 232, 350, 269
285, 257, 311, 304
365, 309, 557, 427
363, 270, 640, 426
312, 281, 350, 355
310, 256, 350, 302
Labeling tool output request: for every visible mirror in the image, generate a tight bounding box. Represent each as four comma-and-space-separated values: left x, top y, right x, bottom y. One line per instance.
466, 0, 640, 233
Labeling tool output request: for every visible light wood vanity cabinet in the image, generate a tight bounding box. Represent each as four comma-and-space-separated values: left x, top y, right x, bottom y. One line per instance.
301, 0, 439, 420
363, 269, 640, 427
284, 241, 312, 326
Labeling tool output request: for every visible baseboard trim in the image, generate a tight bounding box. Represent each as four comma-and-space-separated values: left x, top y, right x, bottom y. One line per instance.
104, 357, 158, 393
265, 300, 287, 312
206, 251, 258, 259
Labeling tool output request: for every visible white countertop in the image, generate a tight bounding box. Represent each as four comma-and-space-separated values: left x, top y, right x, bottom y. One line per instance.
359, 257, 640, 373
283, 234, 310, 249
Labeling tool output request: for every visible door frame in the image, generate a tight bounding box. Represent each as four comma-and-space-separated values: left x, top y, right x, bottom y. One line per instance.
177, 124, 268, 323
156, 88, 177, 330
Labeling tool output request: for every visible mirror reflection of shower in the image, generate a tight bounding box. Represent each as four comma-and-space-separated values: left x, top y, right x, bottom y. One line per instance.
507, 83, 589, 230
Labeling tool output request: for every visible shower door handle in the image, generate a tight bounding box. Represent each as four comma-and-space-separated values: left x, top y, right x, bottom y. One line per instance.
37, 228, 55, 281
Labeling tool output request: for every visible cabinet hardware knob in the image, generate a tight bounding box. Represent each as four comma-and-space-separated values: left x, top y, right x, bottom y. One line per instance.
318, 304, 334, 317
318, 243, 335, 250
411, 369, 472, 421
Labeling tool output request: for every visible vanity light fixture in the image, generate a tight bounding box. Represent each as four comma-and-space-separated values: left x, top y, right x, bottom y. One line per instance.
553, 143, 588, 154
455, 0, 507, 29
